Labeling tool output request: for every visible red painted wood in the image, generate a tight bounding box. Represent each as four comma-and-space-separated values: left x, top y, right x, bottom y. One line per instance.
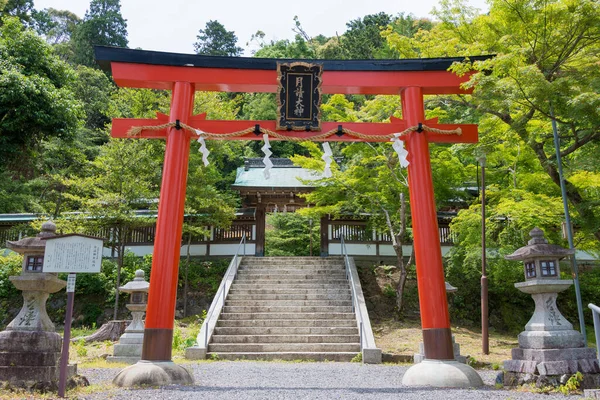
144, 81, 195, 333
403, 86, 451, 332
111, 118, 478, 143
111, 62, 475, 95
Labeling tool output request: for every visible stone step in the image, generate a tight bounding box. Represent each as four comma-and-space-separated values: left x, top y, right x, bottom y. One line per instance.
210, 334, 360, 344
205, 352, 357, 362
222, 305, 354, 313
217, 319, 357, 328
219, 312, 356, 320
231, 282, 350, 289
208, 343, 360, 353
228, 288, 351, 296
225, 300, 353, 307
241, 257, 343, 263
227, 293, 352, 301
236, 272, 347, 279
239, 265, 345, 271
213, 326, 359, 335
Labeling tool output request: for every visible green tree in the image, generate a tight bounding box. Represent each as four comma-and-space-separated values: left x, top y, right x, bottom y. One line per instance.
0, 16, 83, 176
65, 139, 162, 319
265, 213, 319, 256
193, 20, 242, 56
385, 0, 600, 250
71, 0, 128, 67
341, 12, 393, 59
32, 8, 80, 45
0, 0, 33, 25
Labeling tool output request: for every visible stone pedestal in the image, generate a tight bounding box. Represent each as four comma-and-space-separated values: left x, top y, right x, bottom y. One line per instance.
108, 304, 146, 364
0, 273, 78, 390
503, 281, 600, 387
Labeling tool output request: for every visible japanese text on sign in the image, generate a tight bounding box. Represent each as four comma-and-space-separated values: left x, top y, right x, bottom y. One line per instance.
43, 235, 103, 273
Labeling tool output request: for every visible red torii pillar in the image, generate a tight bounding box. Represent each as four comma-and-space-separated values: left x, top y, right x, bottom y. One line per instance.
97, 46, 486, 386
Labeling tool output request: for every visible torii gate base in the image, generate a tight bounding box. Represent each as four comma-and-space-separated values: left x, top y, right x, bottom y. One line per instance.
96, 46, 485, 388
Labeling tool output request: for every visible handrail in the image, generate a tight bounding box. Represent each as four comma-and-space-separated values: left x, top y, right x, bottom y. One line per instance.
589, 303, 600, 360
341, 235, 366, 352
200, 233, 247, 347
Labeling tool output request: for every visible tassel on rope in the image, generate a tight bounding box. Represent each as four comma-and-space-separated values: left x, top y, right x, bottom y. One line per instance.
195, 129, 210, 167
391, 134, 410, 168
322, 142, 333, 178
261, 134, 273, 179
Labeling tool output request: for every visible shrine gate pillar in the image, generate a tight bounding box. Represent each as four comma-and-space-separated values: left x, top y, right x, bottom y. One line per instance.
401, 87, 482, 387
403, 87, 453, 359
113, 81, 195, 385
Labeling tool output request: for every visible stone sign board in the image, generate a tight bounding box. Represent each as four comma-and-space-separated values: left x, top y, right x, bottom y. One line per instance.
43, 234, 104, 273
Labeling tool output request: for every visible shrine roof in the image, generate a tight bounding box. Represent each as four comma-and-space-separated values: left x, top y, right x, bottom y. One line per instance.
95, 46, 492, 73
94, 46, 494, 94
232, 159, 322, 190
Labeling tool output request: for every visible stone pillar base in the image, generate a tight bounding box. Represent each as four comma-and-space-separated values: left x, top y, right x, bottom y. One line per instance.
113, 360, 194, 387
402, 360, 483, 388
0, 330, 80, 390
504, 371, 600, 389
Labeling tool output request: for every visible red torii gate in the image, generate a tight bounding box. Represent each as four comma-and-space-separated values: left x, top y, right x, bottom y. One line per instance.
96, 46, 488, 382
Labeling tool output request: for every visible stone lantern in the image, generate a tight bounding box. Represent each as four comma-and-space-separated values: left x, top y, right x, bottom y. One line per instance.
108, 270, 150, 363
503, 227, 599, 387
0, 221, 77, 388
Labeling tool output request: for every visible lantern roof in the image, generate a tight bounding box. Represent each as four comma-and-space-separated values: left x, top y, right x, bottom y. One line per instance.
6, 221, 56, 253
119, 269, 150, 293
505, 227, 574, 261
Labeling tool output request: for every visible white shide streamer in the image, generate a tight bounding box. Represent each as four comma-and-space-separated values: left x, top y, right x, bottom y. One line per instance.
391, 134, 409, 168
195, 129, 210, 167
321, 142, 333, 178
262, 134, 273, 179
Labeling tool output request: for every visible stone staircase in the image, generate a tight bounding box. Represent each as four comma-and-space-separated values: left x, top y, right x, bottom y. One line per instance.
207, 256, 361, 361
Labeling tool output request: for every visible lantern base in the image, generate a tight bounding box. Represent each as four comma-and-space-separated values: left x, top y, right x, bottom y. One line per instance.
112, 360, 194, 387
402, 359, 483, 387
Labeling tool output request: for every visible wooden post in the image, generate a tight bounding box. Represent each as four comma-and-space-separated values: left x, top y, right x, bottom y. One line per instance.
142, 82, 195, 361
255, 203, 265, 257
320, 215, 329, 257
403, 87, 453, 360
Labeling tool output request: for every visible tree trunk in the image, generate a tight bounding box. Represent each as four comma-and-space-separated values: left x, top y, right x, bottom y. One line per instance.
73, 320, 128, 343
113, 227, 124, 320
183, 233, 192, 318
394, 244, 407, 312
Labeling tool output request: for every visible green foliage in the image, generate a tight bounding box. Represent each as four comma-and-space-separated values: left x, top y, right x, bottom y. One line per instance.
71, 0, 128, 67
180, 259, 231, 296
265, 213, 319, 257
382, 284, 396, 298
75, 338, 88, 357
194, 20, 242, 56
341, 12, 393, 59
558, 372, 583, 395
0, 16, 83, 173
351, 352, 362, 363
0, 252, 22, 298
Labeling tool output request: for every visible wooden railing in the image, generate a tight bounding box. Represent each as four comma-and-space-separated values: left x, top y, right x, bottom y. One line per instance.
329, 221, 454, 245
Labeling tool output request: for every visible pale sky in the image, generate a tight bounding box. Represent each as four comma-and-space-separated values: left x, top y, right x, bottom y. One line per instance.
34, 0, 489, 56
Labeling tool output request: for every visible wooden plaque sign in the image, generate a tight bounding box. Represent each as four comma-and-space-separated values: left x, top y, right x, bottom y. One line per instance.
43, 234, 104, 273
276, 62, 322, 131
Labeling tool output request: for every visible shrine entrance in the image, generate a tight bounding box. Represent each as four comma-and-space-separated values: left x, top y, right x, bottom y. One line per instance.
232, 157, 321, 257
95, 46, 490, 385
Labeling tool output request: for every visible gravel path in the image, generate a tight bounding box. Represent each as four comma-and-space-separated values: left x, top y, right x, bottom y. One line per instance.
81, 362, 583, 400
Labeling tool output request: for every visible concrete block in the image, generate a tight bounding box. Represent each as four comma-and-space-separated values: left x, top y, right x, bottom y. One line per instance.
185, 346, 207, 360
362, 348, 382, 364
